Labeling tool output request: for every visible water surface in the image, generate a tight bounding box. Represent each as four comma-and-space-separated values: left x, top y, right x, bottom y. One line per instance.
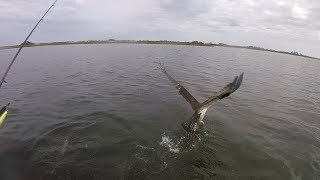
0, 44, 319, 179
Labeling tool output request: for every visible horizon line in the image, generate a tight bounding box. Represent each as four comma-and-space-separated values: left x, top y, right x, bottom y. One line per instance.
0, 39, 319, 60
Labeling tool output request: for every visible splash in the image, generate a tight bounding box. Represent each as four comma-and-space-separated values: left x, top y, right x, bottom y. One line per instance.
160, 135, 180, 153
136, 145, 154, 150
61, 139, 68, 155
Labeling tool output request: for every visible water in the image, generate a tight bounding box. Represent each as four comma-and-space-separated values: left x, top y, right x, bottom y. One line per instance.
0, 44, 319, 179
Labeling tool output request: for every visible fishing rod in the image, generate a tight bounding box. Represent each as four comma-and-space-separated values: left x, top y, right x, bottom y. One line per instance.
0, 0, 58, 126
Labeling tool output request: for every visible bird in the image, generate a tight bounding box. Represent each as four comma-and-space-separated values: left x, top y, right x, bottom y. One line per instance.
157, 62, 244, 133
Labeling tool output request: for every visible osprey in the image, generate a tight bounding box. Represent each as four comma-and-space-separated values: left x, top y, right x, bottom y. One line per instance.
158, 63, 244, 133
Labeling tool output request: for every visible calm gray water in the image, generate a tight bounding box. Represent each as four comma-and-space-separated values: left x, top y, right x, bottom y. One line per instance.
0, 44, 319, 180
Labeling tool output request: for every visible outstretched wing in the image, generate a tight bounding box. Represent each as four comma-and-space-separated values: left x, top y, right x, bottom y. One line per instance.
157, 62, 200, 110
201, 72, 244, 107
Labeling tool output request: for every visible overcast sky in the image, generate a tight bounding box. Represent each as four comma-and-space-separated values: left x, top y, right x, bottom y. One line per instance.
1, 0, 319, 57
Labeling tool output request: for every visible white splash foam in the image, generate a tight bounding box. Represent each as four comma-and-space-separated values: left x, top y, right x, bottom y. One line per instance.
136, 145, 154, 150
61, 139, 68, 155
160, 135, 180, 153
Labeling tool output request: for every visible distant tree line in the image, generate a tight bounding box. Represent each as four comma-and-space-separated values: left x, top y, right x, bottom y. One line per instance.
2, 39, 317, 60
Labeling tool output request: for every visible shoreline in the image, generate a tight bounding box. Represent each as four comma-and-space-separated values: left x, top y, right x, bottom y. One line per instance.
0, 40, 319, 60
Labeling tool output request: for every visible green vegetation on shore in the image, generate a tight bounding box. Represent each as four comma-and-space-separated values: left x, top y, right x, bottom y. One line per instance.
1, 39, 318, 60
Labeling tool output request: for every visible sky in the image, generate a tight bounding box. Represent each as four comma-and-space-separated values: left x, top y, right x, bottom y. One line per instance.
0, 0, 319, 57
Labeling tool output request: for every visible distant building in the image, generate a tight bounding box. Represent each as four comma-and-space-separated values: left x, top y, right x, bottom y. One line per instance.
291, 51, 301, 55
22, 41, 34, 45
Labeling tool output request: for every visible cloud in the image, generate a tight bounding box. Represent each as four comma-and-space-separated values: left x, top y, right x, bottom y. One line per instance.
292, 0, 310, 19
0, 0, 319, 57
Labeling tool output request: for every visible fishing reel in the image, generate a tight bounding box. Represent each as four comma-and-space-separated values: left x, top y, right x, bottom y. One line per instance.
0, 103, 10, 127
